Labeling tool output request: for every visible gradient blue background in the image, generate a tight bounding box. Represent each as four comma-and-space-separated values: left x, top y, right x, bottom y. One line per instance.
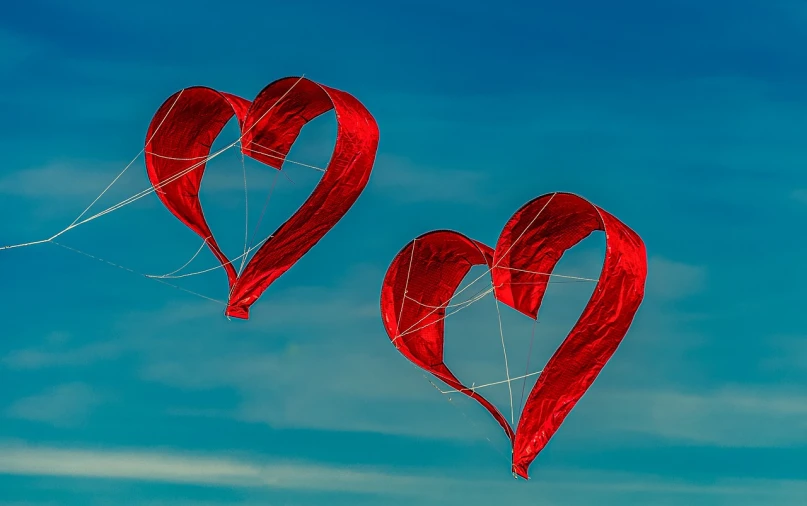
2, 1, 806, 505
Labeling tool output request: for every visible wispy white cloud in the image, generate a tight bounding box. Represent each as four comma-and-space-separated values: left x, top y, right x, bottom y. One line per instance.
790, 188, 807, 205
0, 29, 42, 71
577, 386, 807, 448
370, 154, 492, 204
1, 441, 807, 506
0, 147, 299, 204
138, 326, 483, 441
5, 383, 102, 427
3, 339, 125, 370
758, 334, 807, 377
0, 163, 130, 199
646, 256, 706, 300
0, 441, 443, 496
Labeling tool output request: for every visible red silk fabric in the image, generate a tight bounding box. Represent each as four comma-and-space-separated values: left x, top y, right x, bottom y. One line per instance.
380, 192, 647, 479
145, 77, 379, 318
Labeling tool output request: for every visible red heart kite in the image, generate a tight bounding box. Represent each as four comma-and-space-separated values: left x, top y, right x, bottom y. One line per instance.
145, 76, 379, 319
380, 192, 647, 479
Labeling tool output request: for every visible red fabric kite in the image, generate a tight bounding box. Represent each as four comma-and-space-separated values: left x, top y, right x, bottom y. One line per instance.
380, 192, 647, 479
145, 77, 379, 319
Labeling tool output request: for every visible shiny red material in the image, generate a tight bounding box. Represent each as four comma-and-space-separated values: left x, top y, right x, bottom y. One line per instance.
379, 192, 647, 479
380, 231, 515, 441
145, 77, 379, 319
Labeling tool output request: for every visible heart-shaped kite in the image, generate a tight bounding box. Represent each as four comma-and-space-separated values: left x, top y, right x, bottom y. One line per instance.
380, 192, 647, 479
145, 76, 379, 319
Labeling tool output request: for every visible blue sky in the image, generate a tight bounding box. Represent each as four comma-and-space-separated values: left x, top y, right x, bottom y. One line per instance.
1, 0, 807, 504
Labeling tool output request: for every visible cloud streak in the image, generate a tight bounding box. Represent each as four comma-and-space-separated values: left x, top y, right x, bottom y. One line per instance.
370, 154, 492, 204
2, 441, 807, 506
5, 382, 102, 428
646, 256, 706, 300
575, 386, 807, 448
0, 163, 133, 200
0, 442, 445, 496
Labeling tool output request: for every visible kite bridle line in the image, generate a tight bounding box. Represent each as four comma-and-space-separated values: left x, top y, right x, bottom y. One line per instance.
392, 194, 558, 342
239, 145, 250, 276
0, 76, 331, 305
422, 372, 513, 471
517, 318, 539, 422
149, 235, 213, 279
64, 76, 308, 238
3, 75, 309, 246
394, 272, 595, 340
48, 240, 226, 305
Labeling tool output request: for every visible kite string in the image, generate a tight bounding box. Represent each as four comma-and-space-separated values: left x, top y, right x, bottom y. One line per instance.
0, 238, 51, 251
1, 75, 339, 309
0, 94, 191, 253
145, 141, 312, 281
437, 370, 544, 394
140, 161, 293, 280
155, 229, 599, 295
404, 285, 494, 309
493, 295, 515, 425
64, 141, 236, 230
392, 285, 495, 343
66, 75, 304, 228
68, 153, 143, 227
45, 132, 234, 242
422, 374, 510, 465
397, 194, 590, 429
34, 141, 238, 253
393, 261, 601, 341
67, 89, 186, 228
49, 241, 224, 305
145, 230, 275, 279
2, 76, 307, 252
517, 319, 538, 420
394, 193, 560, 339
237, 163, 284, 280
150, 236, 212, 279
238, 146, 250, 275
393, 268, 493, 341
239, 76, 306, 139
396, 240, 416, 334
500, 267, 597, 282
150, 147, 307, 282
248, 142, 327, 173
